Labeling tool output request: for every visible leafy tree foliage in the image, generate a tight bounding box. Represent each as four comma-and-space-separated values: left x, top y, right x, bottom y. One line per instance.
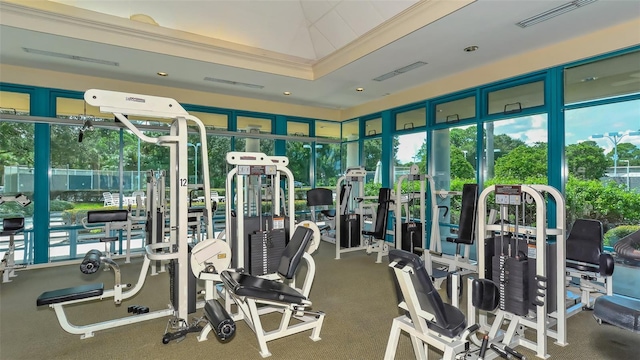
450, 147, 475, 179
605, 142, 640, 166
494, 144, 547, 181
566, 141, 608, 179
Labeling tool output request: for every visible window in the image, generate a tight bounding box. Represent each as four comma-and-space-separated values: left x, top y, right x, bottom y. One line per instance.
191, 111, 228, 131
435, 95, 475, 124
565, 50, 640, 105
393, 132, 427, 182
235, 116, 274, 155
0, 91, 30, 115
482, 114, 548, 184
487, 81, 544, 115
341, 120, 359, 141
364, 117, 382, 136
395, 107, 426, 131
363, 137, 382, 191
190, 111, 231, 189
316, 121, 340, 139
565, 99, 640, 300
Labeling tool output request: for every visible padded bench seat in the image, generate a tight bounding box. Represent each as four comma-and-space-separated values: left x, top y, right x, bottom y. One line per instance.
37, 283, 104, 306
594, 295, 640, 333
221, 271, 306, 305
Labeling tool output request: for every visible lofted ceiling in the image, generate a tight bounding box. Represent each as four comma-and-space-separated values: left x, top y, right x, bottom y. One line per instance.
0, 0, 639, 112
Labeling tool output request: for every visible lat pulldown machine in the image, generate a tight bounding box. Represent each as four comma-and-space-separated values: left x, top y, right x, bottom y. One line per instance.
37, 89, 227, 341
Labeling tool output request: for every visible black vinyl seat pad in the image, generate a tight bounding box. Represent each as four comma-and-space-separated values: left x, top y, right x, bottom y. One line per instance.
37, 283, 105, 306
221, 271, 306, 305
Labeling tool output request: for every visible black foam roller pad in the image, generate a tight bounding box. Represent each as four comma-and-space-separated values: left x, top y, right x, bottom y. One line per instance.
80, 249, 103, 274
204, 300, 236, 341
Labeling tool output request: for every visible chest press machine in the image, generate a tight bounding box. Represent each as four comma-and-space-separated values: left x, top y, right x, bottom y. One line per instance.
36, 89, 228, 342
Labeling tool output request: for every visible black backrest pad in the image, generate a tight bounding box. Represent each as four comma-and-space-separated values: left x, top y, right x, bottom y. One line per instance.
3, 217, 24, 231
388, 249, 449, 325
87, 209, 129, 223
567, 219, 603, 264
456, 184, 479, 245
306, 188, 334, 206
277, 226, 314, 279
372, 188, 392, 238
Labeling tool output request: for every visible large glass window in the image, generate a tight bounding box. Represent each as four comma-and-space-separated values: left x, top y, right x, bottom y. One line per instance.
565, 99, 640, 300
565, 50, 640, 105
393, 132, 427, 182
395, 107, 426, 131
286, 121, 311, 187
487, 81, 544, 115
363, 137, 382, 194
190, 111, 231, 190
315, 121, 342, 188
435, 95, 475, 124
483, 114, 548, 184
0, 92, 33, 266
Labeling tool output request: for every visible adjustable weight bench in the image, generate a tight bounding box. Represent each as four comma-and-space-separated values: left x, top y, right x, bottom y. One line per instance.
213, 226, 325, 358
386, 249, 525, 360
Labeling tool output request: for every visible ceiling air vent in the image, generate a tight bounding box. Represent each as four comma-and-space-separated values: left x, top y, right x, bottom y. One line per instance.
22, 47, 119, 66
203, 77, 264, 89
516, 0, 597, 28
373, 61, 427, 82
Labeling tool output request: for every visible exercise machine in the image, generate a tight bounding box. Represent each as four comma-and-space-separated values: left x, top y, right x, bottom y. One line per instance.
37, 89, 223, 341
385, 249, 527, 360
564, 219, 614, 314
423, 184, 479, 288
335, 167, 367, 260
225, 152, 295, 276
205, 225, 324, 358
81, 209, 133, 263
473, 184, 567, 359
394, 165, 427, 255
0, 193, 31, 283
363, 187, 393, 263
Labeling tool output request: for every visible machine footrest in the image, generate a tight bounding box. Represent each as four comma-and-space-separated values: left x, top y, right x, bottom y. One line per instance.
594, 295, 640, 333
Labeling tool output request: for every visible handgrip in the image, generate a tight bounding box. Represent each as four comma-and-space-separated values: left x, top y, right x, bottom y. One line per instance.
478, 335, 489, 360
505, 346, 526, 360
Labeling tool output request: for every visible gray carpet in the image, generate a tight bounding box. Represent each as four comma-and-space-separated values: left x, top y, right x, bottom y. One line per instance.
1, 241, 637, 360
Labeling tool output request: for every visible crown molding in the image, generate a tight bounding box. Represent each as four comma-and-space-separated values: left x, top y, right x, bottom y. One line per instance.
0, 0, 315, 79
313, 0, 476, 78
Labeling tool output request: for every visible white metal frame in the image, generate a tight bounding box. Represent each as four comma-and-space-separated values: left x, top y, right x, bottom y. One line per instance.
202, 251, 324, 358
335, 167, 367, 260
69, 89, 215, 330
225, 152, 295, 271
80, 214, 133, 263
472, 184, 567, 359
393, 165, 427, 254
0, 194, 30, 283
385, 260, 491, 360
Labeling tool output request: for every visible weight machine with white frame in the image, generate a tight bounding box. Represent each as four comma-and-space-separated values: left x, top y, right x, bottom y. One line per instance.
0, 193, 31, 283
335, 167, 367, 260
469, 184, 567, 359
36, 89, 220, 340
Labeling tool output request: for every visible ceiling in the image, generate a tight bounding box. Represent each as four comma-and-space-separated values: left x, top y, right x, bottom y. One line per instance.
0, 0, 639, 111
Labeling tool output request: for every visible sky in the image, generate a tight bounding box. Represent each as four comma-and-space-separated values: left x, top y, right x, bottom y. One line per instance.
394, 99, 640, 164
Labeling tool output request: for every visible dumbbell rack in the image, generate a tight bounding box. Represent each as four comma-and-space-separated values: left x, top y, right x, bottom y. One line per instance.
469, 184, 567, 360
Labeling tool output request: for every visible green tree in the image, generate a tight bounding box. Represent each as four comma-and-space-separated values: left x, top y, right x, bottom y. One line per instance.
605, 142, 640, 166
450, 147, 475, 179
316, 143, 341, 187
494, 144, 547, 181
0, 122, 34, 184
566, 141, 608, 180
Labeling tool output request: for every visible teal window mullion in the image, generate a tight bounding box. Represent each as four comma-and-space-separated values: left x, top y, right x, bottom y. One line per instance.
381, 110, 393, 188
32, 88, 51, 264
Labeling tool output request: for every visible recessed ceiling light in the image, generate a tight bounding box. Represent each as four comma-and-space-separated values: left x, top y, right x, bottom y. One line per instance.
283, 91, 291, 95
581, 76, 598, 82
157, 72, 168, 76
463, 46, 479, 52
356, 87, 364, 92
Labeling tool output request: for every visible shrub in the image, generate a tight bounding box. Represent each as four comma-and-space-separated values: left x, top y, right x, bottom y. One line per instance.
604, 225, 640, 247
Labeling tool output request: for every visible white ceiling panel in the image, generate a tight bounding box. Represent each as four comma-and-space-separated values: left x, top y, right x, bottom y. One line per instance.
335, 1, 385, 36
299, 0, 334, 25
313, 9, 359, 49
308, 25, 336, 60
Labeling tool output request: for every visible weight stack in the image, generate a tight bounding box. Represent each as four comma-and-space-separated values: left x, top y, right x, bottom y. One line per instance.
504, 257, 529, 316
169, 244, 197, 314
249, 229, 287, 276
340, 214, 361, 248
401, 222, 423, 254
